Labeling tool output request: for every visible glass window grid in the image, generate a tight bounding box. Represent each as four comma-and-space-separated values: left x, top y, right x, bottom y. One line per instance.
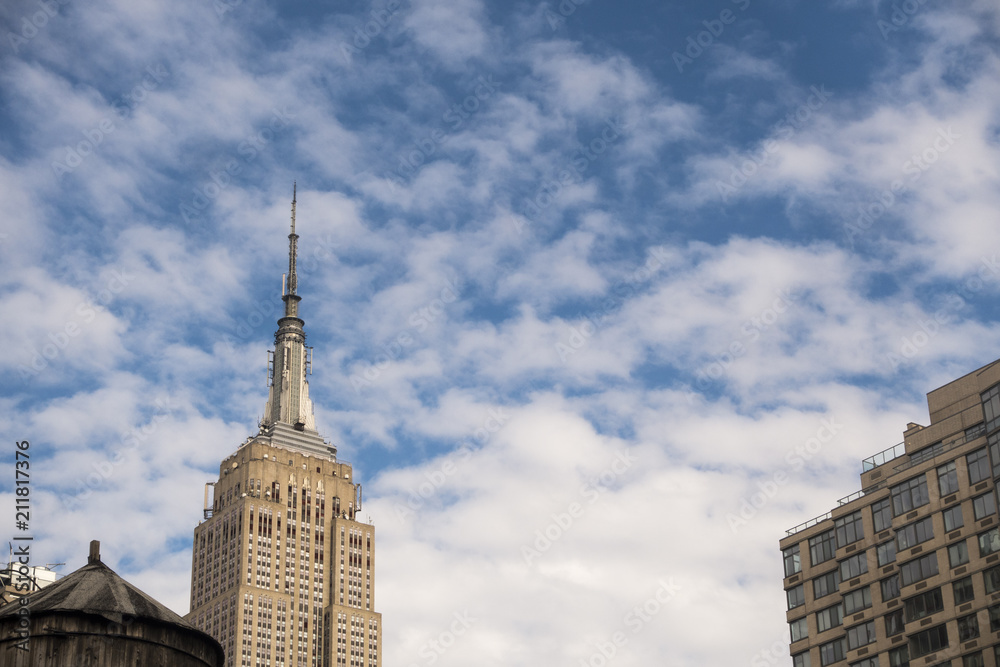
836, 511, 865, 548
819, 638, 845, 667
846, 620, 876, 650
813, 570, 840, 600
990, 432, 1000, 478
843, 586, 872, 615
957, 612, 980, 641
790, 616, 808, 643
840, 552, 869, 580
881, 574, 900, 602
953, 575, 974, 604
968, 448, 991, 484
877, 540, 896, 566
900, 552, 938, 586
810, 531, 837, 567
943, 504, 964, 532
884, 609, 904, 637
903, 587, 943, 622
963, 652, 984, 667
872, 498, 892, 533
816, 603, 844, 633
972, 491, 996, 520
908, 623, 948, 659
979, 527, 1000, 557
891, 475, 930, 517
988, 603, 1000, 632
784, 544, 802, 577
949, 539, 970, 568
888, 646, 908, 667
896, 516, 934, 551
982, 384, 1000, 434
787, 584, 805, 610
937, 461, 958, 496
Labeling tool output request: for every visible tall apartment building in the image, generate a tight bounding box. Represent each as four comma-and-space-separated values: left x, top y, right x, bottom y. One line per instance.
187, 190, 382, 667
780, 359, 1000, 667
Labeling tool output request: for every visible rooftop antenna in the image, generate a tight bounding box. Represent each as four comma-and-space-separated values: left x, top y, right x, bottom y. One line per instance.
288, 182, 298, 297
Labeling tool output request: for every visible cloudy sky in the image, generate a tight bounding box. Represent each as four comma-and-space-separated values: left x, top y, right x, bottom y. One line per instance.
2, 0, 1000, 664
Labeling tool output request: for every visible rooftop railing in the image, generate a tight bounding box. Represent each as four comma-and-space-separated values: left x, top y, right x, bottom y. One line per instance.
786, 425, 987, 538
836, 482, 885, 507
891, 427, 984, 475
785, 482, 887, 537
861, 442, 906, 471
785, 511, 832, 537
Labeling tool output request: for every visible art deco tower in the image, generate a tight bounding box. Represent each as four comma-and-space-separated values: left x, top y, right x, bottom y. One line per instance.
188, 188, 382, 667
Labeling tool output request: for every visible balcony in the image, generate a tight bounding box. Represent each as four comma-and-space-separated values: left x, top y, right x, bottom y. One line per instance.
861, 442, 905, 471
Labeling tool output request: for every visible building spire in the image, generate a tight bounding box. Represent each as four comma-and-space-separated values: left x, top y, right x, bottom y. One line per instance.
287, 182, 298, 299
260, 184, 325, 447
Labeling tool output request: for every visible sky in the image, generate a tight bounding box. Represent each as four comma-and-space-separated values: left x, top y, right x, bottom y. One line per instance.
1, 0, 999, 664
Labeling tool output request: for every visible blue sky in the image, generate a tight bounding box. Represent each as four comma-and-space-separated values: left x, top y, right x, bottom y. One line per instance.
2, 0, 1000, 664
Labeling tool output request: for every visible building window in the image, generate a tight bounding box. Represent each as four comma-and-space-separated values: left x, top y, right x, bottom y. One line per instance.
887, 646, 908, 667
790, 616, 808, 643
937, 461, 959, 496
816, 603, 844, 632
810, 531, 837, 567
877, 541, 896, 566
903, 587, 943, 622
988, 603, 1000, 631
891, 475, 929, 516
982, 384, 1000, 433
967, 422, 986, 441
896, 516, 934, 551
963, 652, 984, 667
884, 609, 904, 637
954, 575, 975, 604
986, 564, 1000, 594
899, 552, 938, 586
968, 448, 991, 484
846, 621, 876, 650
787, 584, 805, 610
793, 652, 811, 667
872, 498, 892, 533
949, 539, 970, 568
840, 552, 868, 580
942, 504, 964, 532
843, 586, 872, 615
908, 624, 948, 658
978, 527, 1000, 557
973, 492, 996, 520
784, 544, 802, 577
814, 571, 840, 600
881, 574, 900, 602
990, 432, 1000, 479
910, 442, 943, 465
850, 659, 879, 667
836, 511, 865, 547
819, 638, 846, 667
957, 612, 980, 641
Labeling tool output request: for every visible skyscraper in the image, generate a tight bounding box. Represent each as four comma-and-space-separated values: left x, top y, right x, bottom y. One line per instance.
188, 188, 382, 667
780, 359, 1000, 667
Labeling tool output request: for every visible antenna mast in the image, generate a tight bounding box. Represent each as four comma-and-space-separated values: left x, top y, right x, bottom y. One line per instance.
288, 182, 298, 296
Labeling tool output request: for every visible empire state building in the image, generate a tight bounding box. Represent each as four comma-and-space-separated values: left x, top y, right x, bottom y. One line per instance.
188, 188, 382, 667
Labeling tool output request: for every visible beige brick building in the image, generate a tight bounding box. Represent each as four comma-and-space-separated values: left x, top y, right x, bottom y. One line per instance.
187, 190, 381, 667
781, 359, 1000, 667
